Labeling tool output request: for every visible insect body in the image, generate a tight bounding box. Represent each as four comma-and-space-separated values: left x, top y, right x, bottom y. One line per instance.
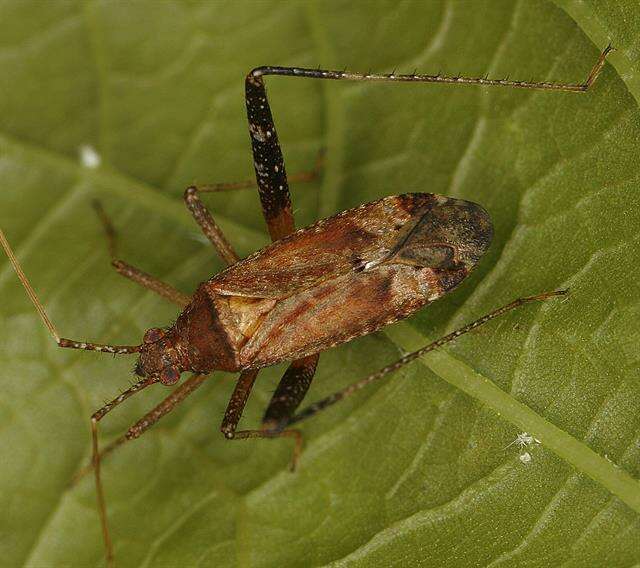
138, 193, 492, 381
0, 45, 612, 566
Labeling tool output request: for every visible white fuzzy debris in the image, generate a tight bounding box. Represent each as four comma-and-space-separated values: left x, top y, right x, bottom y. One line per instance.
79, 145, 101, 168
505, 432, 539, 450
519, 452, 532, 465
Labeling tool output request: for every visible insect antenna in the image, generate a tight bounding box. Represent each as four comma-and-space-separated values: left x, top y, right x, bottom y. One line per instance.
0, 228, 60, 341
0, 228, 141, 354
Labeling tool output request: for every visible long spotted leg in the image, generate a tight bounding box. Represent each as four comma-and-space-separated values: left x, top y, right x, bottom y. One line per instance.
92, 200, 190, 307
241, 46, 611, 463
227, 67, 327, 464
216, 81, 324, 465
287, 291, 567, 428
245, 45, 611, 239
248, 45, 612, 107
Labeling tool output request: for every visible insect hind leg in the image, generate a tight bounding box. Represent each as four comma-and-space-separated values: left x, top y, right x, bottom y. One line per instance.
251, 45, 612, 95
287, 291, 568, 427
261, 354, 319, 433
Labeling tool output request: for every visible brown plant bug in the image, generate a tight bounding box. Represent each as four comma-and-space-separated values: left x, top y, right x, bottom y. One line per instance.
0, 45, 613, 565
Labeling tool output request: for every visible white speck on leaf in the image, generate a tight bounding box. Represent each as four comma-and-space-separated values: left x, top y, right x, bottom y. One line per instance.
519, 452, 532, 465
79, 145, 101, 168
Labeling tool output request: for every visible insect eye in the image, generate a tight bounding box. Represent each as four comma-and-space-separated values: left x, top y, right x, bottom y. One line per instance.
159, 367, 180, 386
143, 327, 164, 344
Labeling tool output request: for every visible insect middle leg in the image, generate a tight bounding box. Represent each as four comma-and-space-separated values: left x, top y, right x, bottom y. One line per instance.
183, 151, 323, 265
93, 200, 190, 307
220, 369, 302, 471
220, 356, 320, 471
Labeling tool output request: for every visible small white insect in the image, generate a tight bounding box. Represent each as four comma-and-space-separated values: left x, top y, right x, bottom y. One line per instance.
79, 145, 101, 169
504, 431, 540, 450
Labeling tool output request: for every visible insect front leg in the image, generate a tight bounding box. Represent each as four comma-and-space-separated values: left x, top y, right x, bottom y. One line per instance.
73, 374, 208, 484
89, 377, 158, 566
93, 200, 190, 307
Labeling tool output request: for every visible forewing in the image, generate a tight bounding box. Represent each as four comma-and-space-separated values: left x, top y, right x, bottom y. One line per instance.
209, 193, 439, 298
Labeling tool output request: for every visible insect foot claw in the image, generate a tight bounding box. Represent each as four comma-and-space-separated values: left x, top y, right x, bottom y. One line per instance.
543, 289, 569, 300
522, 289, 569, 304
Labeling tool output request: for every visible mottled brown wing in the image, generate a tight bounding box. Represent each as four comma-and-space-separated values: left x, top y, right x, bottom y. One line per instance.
209, 193, 440, 299
239, 263, 440, 368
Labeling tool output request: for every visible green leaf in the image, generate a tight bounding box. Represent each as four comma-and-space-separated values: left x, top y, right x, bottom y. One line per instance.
1, 1, 638, 566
